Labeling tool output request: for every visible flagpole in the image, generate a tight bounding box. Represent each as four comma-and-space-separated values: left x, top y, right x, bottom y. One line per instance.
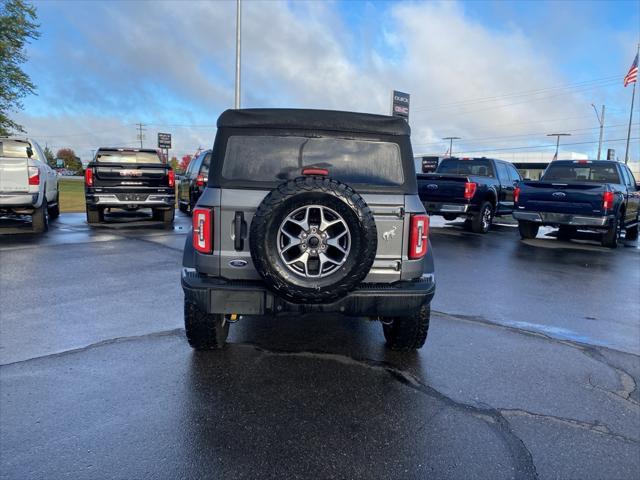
624, 43, 639, 165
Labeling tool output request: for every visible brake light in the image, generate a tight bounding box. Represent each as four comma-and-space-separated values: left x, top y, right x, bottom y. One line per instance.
514, 186, 521, 204
84, 168, 93, 187
168, 169, 175, 188
409, 214, 429, 259
602, 191, 614, 211
28, 166, 40, 186
195, 174, 205, 187
192, 208, 213, 253
464, 182, 477, 200
302, 168, 329, 176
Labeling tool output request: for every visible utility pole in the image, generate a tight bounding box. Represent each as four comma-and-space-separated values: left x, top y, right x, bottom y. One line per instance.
136, 123, 146, 148
591, 104, 605, 160
547, 133, 571, 160
442, 137, 461, 157
234, 0, 242, 109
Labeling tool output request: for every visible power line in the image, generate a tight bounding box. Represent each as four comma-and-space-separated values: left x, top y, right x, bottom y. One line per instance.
457, 137, 640, 155
136, 123, 146, 148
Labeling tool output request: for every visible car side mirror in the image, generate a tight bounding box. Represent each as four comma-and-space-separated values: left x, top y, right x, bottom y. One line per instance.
26, 146, 33, 158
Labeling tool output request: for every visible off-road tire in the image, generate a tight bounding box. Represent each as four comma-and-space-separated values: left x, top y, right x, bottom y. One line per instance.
442, 214, 458, 221
48, 194, 60, 219
518, 220, 539, 239
184, 300, 229, 350
557, 226, 576, 241
625, 217, 638, 241
32, 197, 48, 233
470, 201, 493, 233
602, 211, 621, 248
86, 207, 103, 225
250, 176, 377, 303
382, 304, 431, 351
153, 208, 175, 224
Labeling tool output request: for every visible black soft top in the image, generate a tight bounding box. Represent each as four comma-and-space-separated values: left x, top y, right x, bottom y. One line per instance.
217, 108, 411, 136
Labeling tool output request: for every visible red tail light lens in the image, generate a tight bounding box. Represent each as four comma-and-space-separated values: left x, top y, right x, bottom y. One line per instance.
409, 214, 429, 259
84, 168, 93, 187
28, 166, 40, 186
514, 186, 521, 204
302, 168, 329, 176
464, 182, 477, 200
168, 169, 175, 188
602, 191, 614, 211
192, 208, 213, 253
195, 174, 205, 187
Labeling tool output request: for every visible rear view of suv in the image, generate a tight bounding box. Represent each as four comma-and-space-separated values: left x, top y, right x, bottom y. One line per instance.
181, 109, 435, 351
178, 149, 211, 214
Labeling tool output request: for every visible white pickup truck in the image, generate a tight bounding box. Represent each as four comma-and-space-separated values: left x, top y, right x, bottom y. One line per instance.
0, 137, 60, 232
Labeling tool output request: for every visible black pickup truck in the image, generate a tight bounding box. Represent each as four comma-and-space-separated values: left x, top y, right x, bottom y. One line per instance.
84, 148, 175, 225
513, 160, 639, 248
417, 157, 521, 233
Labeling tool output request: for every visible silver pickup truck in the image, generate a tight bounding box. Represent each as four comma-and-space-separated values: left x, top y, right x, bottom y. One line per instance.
0, 137, 60, 233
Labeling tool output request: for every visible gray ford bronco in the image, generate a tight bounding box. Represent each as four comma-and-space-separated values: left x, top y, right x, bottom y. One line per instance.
181, 109, 436, 351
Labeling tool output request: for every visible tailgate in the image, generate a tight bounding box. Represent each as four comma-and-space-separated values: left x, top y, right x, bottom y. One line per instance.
417, 174, 468, 201
0, 157, 29, 193
519, 182, 605, 214
93, 163, 169, 188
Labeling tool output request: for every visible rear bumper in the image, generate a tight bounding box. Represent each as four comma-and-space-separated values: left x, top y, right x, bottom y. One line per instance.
0, 193, 39, 211
181, 269, 436, 317
513, 210, 611, 228
86, 192, 174, 208
423, 201, 471, 215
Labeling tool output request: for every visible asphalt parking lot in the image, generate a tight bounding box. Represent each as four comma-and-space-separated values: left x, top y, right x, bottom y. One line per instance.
1, 211, 639, 479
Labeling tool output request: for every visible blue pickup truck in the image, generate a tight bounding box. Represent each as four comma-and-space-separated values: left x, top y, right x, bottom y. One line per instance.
513, 160, 639, 248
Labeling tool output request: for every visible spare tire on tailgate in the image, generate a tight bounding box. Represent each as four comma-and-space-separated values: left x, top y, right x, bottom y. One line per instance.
250, 176, 377, 303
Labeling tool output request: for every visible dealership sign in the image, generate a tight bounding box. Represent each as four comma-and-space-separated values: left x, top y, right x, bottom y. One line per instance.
157, 132, 172, 149
421, 156, 439, 173
391, 90, 410, 121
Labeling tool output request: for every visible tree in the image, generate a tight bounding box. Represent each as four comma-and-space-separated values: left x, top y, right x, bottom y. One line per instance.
43, 145, 55, 168
55, 148, 82, 174
0, 0, 40, 135
179, 154, 192, 173
170, 156, 179, 172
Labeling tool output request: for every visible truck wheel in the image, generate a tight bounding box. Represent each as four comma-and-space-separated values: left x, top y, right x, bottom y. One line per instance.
32, 198, 49, 233
86, 207, 103, 225
442, 214, 458, 221
179, 202, 188, 213
557, 226, 576, 241
602, 212, 621, 248
153, 208, 175, 224
382, 304, 430, 351
250, 176, 377, 303
184, 300, 229, 350
518, 220, 539, 239
471, 201, 493, 233
48, 194, 60, 220
625, 217, 638, 241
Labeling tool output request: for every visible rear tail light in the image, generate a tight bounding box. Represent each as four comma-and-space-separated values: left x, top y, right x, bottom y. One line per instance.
28, 166, 40, 186
602, 191, 614, 211
168, 169, 175, 188
195, 174, 205, 187
84, 168, 93, 187
193, 208, 213, 253
464, 182, 477, 200
302, 168, 329, 176
409, 214, 429, 259
514, 186, 521, 204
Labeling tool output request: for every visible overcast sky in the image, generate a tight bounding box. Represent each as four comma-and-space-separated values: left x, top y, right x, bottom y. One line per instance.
15, 0, 640, 164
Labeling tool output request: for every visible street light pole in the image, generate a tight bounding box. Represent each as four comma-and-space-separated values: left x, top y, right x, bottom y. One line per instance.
591, 104, 605, 160
442, 136, 461, 157
547, 133, 571, 160
234, 0, 242, 109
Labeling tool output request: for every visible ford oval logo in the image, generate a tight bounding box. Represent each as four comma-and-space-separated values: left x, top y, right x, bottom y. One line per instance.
427, 184, 438, 190
552, 192, 566, 198
229, 259, 248, 268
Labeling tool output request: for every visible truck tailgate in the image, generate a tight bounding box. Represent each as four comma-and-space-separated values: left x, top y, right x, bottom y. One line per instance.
0, 157, 29, 193
417, 174, 468, 201
519, 182, 605, 214
93, 163, 169, 188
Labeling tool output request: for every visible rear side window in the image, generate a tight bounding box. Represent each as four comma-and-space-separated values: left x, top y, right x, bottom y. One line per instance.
508, 164, 521, 183
542, 163, 621, 183
222, 136, 404, 186
437, 159, 495, 178
200, 152, 212, 177
96, 150, 162, 164
0, 140, 33, 159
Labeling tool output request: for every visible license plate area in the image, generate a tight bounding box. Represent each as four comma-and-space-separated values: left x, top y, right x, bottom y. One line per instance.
116, 193, 148, 202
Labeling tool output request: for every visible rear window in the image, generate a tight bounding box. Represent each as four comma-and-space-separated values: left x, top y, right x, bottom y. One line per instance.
437, 159, 495, 178
96, 150, 162, 164
221, 136, 404, 186
0, 140, 32, 159
542, 163, 620, 183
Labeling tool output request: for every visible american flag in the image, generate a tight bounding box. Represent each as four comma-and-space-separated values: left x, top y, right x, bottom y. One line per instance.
624, 53, 638, 87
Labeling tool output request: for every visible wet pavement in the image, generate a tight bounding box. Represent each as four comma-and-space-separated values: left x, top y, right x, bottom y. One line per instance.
1, 211, 639, 479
